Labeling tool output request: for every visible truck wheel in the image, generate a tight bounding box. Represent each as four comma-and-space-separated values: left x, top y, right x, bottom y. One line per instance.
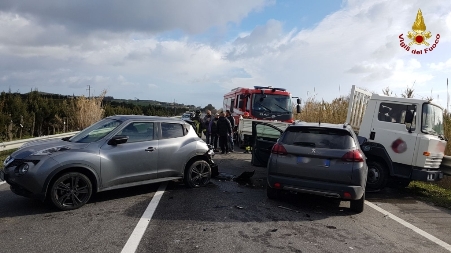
366, 161, 388, 191
350, 193, 365, 213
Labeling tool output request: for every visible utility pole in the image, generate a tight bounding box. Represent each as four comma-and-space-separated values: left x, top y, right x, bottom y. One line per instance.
447, 78, 449, 113
87, 85, 91, 98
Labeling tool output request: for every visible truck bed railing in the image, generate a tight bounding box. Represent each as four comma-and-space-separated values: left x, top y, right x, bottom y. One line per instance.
346, 85, 373, 132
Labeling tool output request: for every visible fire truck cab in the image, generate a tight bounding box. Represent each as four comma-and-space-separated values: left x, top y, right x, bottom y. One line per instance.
223, 86, 295, 124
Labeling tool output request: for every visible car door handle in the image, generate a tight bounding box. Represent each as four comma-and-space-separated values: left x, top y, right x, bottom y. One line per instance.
145, 147, 156, 152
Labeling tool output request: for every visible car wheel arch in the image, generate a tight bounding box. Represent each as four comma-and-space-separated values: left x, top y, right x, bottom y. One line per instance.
184, 155, 209, 173
43, 165, 100, 199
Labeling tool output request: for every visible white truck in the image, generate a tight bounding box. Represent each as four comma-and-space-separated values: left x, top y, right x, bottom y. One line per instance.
346, 85, 446, 190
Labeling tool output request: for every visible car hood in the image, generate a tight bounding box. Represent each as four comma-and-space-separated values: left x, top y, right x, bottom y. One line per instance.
11, 139, 90, 159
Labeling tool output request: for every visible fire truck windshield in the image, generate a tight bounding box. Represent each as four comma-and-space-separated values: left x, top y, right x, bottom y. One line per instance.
253, 94, 292, 114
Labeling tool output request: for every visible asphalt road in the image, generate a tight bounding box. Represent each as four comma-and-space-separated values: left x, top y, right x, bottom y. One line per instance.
1, 150, 451, 253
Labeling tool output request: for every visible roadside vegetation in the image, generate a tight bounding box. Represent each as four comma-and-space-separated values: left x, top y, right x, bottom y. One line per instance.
0, 89, 191, 141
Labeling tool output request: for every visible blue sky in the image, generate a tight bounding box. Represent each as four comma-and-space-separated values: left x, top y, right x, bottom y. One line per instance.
0, 0, 450, 110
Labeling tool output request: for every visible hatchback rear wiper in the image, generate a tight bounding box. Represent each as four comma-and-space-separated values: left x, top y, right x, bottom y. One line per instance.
293, 141, 316, 147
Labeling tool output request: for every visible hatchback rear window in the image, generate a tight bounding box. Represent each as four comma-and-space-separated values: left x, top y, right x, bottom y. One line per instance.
281, 127, 356, 149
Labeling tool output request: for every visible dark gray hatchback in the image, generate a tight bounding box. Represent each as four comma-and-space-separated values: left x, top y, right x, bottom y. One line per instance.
252, 121, 368, 213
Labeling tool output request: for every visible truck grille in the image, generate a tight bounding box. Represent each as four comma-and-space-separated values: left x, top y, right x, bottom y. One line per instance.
425, 155, 443, 169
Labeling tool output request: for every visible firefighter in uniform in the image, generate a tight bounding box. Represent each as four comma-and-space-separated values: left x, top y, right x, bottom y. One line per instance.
191, 110, 203, 138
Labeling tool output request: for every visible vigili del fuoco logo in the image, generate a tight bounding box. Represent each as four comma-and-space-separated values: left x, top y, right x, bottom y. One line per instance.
399, 9, 440, 54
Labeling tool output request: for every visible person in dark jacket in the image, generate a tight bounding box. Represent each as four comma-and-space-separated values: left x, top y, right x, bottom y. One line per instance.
190, 110, 202, 138
216, 112, 232, 154
202, 110, 212, 144
226, 110, 235, 152
209, 113, 220, 152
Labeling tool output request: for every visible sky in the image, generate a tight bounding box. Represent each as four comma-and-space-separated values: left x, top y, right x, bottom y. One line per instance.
0, 0, 450, 110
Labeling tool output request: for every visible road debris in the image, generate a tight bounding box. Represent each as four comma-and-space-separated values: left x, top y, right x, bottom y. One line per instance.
234, 170, 255, 181
235, 205, 244, 209
278, 205, 300, 213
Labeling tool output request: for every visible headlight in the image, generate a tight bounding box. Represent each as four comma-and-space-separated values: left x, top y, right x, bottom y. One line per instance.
32, 146, 70, 156
3, 155, 13, 167
18, 163, 29, 175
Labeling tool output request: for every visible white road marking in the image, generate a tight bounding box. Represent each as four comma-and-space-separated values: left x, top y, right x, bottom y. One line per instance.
121, 182, 168, 253
366, 200, 451, 252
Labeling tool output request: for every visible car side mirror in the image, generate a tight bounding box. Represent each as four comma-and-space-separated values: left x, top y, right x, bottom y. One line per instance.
108, 135, 128, 145
357, 136, 367, 145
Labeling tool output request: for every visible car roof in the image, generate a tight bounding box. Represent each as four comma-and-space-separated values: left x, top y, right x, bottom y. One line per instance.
288, 121, 354, 132
107, 115, 185, 123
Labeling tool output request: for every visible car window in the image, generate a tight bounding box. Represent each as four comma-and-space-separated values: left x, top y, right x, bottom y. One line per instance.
256, 124, 282, 139
116, 122, 154, 143
161, 123, 184, 139
71, 118, 123, 143
282, 127, 356, 149
378, 103, 416, 130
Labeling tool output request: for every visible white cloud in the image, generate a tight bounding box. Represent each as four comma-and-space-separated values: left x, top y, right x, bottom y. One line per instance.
0, 0, 450, 109
429, 58, 451, 71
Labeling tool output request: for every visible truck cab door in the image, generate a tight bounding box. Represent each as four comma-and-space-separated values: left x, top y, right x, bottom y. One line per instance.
251, 121, 284, 167
370, 102, 418, 175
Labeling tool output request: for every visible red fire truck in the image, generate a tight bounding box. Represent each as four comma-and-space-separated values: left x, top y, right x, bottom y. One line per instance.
223, 86, 297, 124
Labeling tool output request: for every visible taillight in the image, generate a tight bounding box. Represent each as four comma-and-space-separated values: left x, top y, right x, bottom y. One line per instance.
342, 150, 364, 162
271, 143, 287, 155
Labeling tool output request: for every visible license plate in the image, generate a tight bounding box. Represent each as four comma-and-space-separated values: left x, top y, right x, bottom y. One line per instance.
324, 159, 331, 167
0, 170, 4, 181
297, 157, 311, 164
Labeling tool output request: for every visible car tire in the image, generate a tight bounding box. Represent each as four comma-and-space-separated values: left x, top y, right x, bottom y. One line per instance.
366, 161, 388, 191
49, 172, 92, 211
266, 185, 281, 200
184, 160, 211, 188
350, 193, 365, 213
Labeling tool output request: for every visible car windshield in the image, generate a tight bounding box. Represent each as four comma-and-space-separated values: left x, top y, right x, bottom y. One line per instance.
421, 103, 444, 136
253, 94, 292, 114
69, 118, 123, 143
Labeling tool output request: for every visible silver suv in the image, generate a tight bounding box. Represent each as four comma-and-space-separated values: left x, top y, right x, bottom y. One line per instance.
1, 115, 217, 210
252, 121, 368, 213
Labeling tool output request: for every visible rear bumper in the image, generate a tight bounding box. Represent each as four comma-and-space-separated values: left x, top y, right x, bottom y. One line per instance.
410, 168, 443, 182
268, 174, 364, 200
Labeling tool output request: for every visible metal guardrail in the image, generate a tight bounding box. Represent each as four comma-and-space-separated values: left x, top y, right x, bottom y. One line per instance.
0, 131, 80, 152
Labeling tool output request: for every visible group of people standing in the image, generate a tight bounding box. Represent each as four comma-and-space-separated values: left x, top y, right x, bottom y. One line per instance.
191, 109, 235, 154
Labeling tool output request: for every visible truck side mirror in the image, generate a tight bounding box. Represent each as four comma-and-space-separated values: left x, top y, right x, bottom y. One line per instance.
405, 113, 414, 124
404, 104, 416, 124
296, 104, 301, 114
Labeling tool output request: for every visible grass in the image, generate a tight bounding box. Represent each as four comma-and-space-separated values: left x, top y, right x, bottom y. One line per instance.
0, 149, 16, 175
406, 178, 451, 209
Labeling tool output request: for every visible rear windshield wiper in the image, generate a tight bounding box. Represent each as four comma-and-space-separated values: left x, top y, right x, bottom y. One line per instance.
292, 141, 316, 147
